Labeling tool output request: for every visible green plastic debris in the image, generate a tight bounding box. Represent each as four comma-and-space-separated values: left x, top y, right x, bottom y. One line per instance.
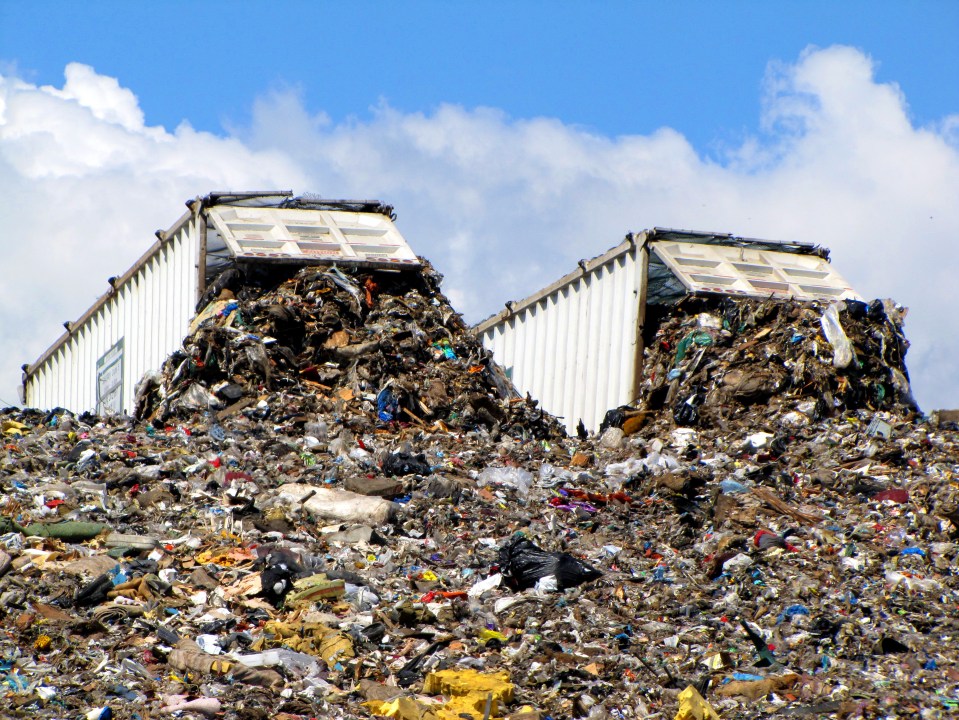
22, 521, 110, 541
674, 330, 714, 364
0, 512, 108, 541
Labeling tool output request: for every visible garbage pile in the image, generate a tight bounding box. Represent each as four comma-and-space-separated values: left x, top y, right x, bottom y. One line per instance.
624, 296, 917, 436
2, 270, 959, 720
134, 261, 564, 442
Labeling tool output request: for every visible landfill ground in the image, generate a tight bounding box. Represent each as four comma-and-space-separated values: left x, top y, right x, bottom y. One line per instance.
2, 261, 958, 720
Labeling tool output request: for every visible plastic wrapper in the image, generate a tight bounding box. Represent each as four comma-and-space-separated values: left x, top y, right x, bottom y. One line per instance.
477, 467, 533, 497
821, 303, 854, 368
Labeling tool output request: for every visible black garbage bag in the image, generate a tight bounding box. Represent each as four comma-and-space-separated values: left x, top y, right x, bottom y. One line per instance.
259, 548, 304, 606
843, 299, 870, 320
75, 572, 114, 607
497, 536, 602, 590
576, 419, 588, 440
599, 408, 627, 433
673, 385, 706, 426
382, 452, 432, 477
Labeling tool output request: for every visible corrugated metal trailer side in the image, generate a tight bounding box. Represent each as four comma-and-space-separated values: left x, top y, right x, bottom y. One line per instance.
475, 226, 861, 434
22, 192, 421, 415
24, 207, 202, 414
476, 235, 649, 434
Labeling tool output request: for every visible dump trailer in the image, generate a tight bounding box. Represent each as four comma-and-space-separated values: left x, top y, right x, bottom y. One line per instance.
474, 228, 861, 434
22, 191, 419, 414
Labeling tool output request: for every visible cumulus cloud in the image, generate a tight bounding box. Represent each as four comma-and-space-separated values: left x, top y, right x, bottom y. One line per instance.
0, 62, 308, 406
1, 47, 957, 412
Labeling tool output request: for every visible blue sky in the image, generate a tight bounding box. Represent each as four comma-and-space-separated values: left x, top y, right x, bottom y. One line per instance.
1, 2, 958, 412
4, 2, 957, 151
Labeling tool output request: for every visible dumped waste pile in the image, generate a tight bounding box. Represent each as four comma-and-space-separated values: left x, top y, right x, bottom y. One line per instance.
134, 262, 563, 441
628, 295, 917, 435
2, 263, 959, 720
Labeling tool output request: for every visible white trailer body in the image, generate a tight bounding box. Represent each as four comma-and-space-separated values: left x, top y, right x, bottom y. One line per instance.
23, 192, 418, 414
475, 228, 860, 434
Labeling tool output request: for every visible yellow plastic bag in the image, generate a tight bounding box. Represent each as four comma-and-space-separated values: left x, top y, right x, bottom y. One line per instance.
424, 669, 514, 718
363, 697, 443, 720
363, 670, 515, 720
2, 420, 29, 437
674, 685, 721, 720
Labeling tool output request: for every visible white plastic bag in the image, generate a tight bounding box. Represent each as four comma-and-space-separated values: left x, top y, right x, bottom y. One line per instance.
820, 303, 854, 368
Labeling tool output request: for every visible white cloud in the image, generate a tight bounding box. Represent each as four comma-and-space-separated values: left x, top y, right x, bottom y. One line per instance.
1, 47, 957, 412
0, 63, 308, 407
54, 62, 147, 132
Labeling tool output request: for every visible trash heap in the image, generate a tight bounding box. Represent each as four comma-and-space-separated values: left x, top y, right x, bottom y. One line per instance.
626, 296, 917, 436
2, 267, 959, 720
134, 262, 563, 441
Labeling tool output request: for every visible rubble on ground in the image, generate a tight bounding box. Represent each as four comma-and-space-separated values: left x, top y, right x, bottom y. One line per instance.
1, 262, 958, 720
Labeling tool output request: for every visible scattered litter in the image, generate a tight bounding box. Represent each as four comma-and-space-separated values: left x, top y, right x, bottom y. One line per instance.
1, 259, 956, 720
